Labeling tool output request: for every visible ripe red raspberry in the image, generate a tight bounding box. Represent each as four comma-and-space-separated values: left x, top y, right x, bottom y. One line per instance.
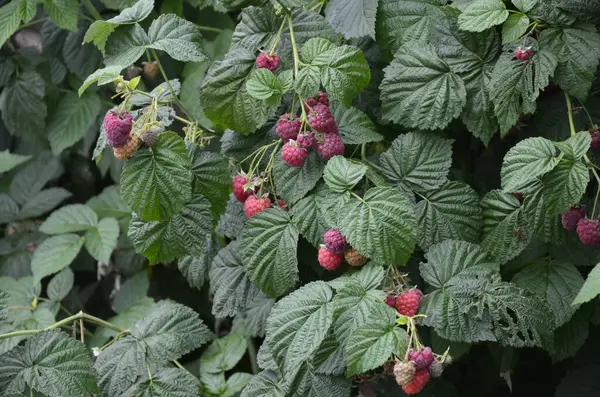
402, 369, 429, 395
297, 132, 316, 148
255, 53, 280, 72
282, 140, 308, 167
304, 97, 319, 111
308, 103, 337, 133
113, 135, 139, 160
345, 248, 366, 267
324, 228, 347, 253
395, 289, 422, 317
393, 361, 416, 386
275, 114, 301, 141
315, 133, 344, 161
591, 128, 600, 151
408, 347, 434, 371
315, 91, 329, 106
385, 295, 396, 308
104, 110, 133, 148
428, 360, 444, 378
243, 195, 272, 218
561, 206, 587, 231
233, 174, 252, 203
576, 218, 600, 246
515, 46, 533, 61
318, 246, 343, 270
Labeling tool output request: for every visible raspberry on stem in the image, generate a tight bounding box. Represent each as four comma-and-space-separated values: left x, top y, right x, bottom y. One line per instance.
104, 110, 133, 148
318, 246, 343, 270
396, 289, 423, 317
113, 135, 139, 160
324, 228, 347, 253
281, 140, 308, 167
576, 218, 600, 246
233, 174, 252, 203
256, 53, 280, 72
315, 133, 344, 161
393, 361, 416, 386
345, 248, 366, 267
561, 206, 587, 231
402, 369, 430, 395
244, 195, 271, 218
276, 114, 301, 141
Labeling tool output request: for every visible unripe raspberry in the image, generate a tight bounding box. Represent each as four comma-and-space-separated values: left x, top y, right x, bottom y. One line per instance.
408, 347, 434, 371
393, 361, 416, 386
315, 133, 344, 161
345, 248, 366, 267
142, 61, 159, 79
104, 110, 133, 148
515, 46, 533, 61
576, 218, 600, 246
323, 228, 347, 253
281, 140, 308, 167
402, 369, 429, 395
255, 53, 280, 72
428, 360, 444, 378
243, 195, 271, 218
113, 135, 139, 160
395, 289, 422, 317
297, 132, 316, 148
561, 206, 587, 231
275, 114, 301, 141
318, 246, 343, 270
591, 128, 600, 150
141, 124, 163, 147
233, 174, 252, 203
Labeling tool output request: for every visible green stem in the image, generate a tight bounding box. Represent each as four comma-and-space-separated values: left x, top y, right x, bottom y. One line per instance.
564, 92, 577, 137
18, 17, 49, 30
247, 337, 259, 375
592, 184, 600, 219
174, 115, 194, 126
287, 16, 300, 77
173, 360, 185, 369
195, 25, 223, 33
81, 0, 103, 21
149, 48, 194, 121
269, 17, 287, 54
361, 143, 367, 161
350, 191, 367, 204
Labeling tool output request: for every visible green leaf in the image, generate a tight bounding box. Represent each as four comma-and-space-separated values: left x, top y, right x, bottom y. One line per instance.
0, 150, 31, 173
223, 373, 253, 397
47, 91, 102, 155
246, 68, 287, 101
295, 66, 321, 99
541, 160, 589, 216
44, 0, 78, 32
83, 22, 116, 54
108, 0, 154, 23
481, 190, 531, 262
299, 38, 370, 104
502, 13, 529, 44
0, 194, 18, 224
83, 217, 120, 263
539, 25, 600, 100
416, 181, 482, 249
573, 264, 600, 304
290, 187, 329, 248
47, 267, 74, 301
240, 370, 285, 397
420, 240, 498, 342
90, 297, 154, 346
105, 24, 150, 68
323, 156, 367, 193
18, 188, 73, 220
0, 329, 99, 397
201, 48, 276, 134
265, 281, 333, 373
210, 241, 259, 318
0, 69, 46, 140
458, 0, 508, 32
178, 234, 217, 291
147, 14, 207, 62
0, 276, 40, 307
325, 0, 377, 39
39, 204, 98, 234
9, 153, 60, 205
189, 150, 230, 219
551, 306, 590, 362
95, 336, 145, 396
512, 0, 537, 12
380, 42, 467, 130
554, 131, 592, 160
63, 26, 104, 80
513, 260, 584, 327
330, 102, 382, 144
78, 66, 122, 96
501, 137, 560, 192
113, 272, 149, 313
132, 300, 213, 360
461, 63, 499, 146
231, 292, 274, 338
273, 149, 325, 205
0, 0, 35, 46
135, 368, 201, 397
31, 234, 84, 284
241, 208, 299, 298
346, 319, 406, 376
337, 187, 417, 265
121, 132, 192, 222
128, 195, 212, 264
380, 132, 453, 194
200, 333, 247, 373
86, 185, 131, 218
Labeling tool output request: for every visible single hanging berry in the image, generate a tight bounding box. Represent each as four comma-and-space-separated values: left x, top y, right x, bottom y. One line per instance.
318, 246, 343, 270
402, 369, 430, 395
395, 289, 423, 317
141, 124, 164, 147
393, 361, 416, 386
324, 228, 347, 253
561, 205, 587, 231
244, 195, 271, 218
315, 133, 345, 160
345, 248, 366, 267
104, 110, 133, 148
515, 46, 533, 61
408, 347, 434, 371
255, 53, 280, 72
590, 128, 600, 150
297, 132, 316, 148
576, 218, 600, 246
233, 174, 254, 203
428, 360, 444, 378
282, 140, 308, 167
275, 114, 302, 141
113, 135, 139, 160
308, 103, 337, 134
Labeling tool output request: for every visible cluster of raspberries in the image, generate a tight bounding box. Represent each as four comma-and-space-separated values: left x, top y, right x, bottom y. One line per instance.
232, 173, 287, 219
103, 109, 162, 160
276, 92, 345, 168
561, 205, 600, 246
392, 348, 449, 394
385, 288, 424, 317
317, 228, 366, 270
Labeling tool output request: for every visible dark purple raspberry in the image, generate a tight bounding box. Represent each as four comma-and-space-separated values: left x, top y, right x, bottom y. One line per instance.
591, 128, 600, 151
275, 114, 301, 141
315, 133, 344, 160
324, 228, 347, 253
308, 103, 337, 133
408, 347, 434, 371
104, 110, 133, 148
297, 132, 316, 148
562, 206, 587, 231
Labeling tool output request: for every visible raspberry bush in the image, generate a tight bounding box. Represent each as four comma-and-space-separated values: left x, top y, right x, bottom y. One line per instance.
2, 0, 600, 396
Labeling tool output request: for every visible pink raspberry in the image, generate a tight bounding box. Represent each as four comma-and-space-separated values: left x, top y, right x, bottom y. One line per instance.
591, 128, 600, 151
395, 289, 422, 317
576, 218, 600, 246
255, 53, 280, 72
561, 206, 587, 231
308, 103, 337, 133
104, 110, 133, 148
408, 347, 434, 371
315, 133, 344, 160
275, 114, 301, 141
323, 228, 347, 253
244, 195, 271, 218
318, 246, 343, 270
281, 140, 308, 167
297, 132, 316, 148
515, 46, 533, 61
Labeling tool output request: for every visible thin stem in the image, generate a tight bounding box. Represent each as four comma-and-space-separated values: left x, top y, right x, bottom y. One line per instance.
174, 115, 194, 126
150, 48, 193, 120
565, 92, 577, 137
577, 100, 595, 128
247, 337, 259, 375
195, 25, 223, 33
593, 184, 600, 219
361, 143, 367, 161
269, 17, 287, 54
81, 0, 103, 20
18, 17, 49, 30
79, 319, 85, 343
287, 16, 300, 77
173, 360, 185, 369
350, 191, 367, 204
146, 361, 153, 380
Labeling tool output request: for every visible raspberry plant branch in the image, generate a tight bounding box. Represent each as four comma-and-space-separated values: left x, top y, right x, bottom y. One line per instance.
194, 25, 223, 33
81, 0, 102, 21
287, 16, 300, 78
269, 16, 287, 55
